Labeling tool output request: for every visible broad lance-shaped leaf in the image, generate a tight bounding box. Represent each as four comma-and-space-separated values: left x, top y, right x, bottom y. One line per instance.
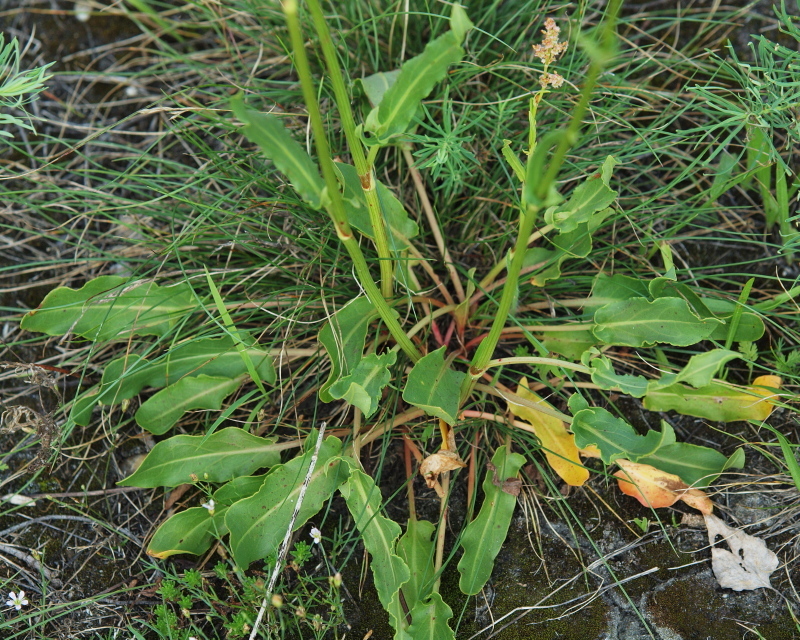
646, 348, 741, 392
541, 328, 598, 360
328, 351, 396, 418
226, 436, 346, 568
544, 170, 617, 234
569, 395, 674, 465
407, 593, 455, 640
643, 375, 781, 422
593, 297, 721, 347
335, 162, 418, 251
20, 276, 195, 341
457, 446, 526, 595
363, 4, 473, 144
340, 467, 410, 638
530, 207, 611, 287
147, 507, 228, 559
356, 69, 401, 107
117, 427, 281, 488
403, 346, 466, 425
508, 378, 588, 486
583, 272, 651, 309
586, 355, 648, 398
637, 441, 744, 488
397, 519, 436, 612
318, 297, 377, 403
231, 95, 324, 209
71, 336, 275, 426
135, 374, 243, 435
147, 475, 268, 559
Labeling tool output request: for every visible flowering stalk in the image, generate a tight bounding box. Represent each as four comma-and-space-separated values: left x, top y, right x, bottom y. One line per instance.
465, 0, 621, 396
528, 17, 569, 155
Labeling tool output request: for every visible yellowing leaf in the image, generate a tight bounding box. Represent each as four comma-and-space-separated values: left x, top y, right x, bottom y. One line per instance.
614, 459, 713, 515
749, 375, 782, 417
508, 379, 589, 486
643, 374, 782, 422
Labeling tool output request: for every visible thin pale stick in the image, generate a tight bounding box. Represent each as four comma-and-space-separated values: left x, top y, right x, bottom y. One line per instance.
249, 423, 327, 640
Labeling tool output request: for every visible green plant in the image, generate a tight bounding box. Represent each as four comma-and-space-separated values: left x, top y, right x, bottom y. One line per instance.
17, 2, 796, 638
0, 35, 52, 138
689, 2, 800, 257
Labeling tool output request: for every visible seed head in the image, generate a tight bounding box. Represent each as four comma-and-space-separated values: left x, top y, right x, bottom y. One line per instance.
532, 18, 568, 68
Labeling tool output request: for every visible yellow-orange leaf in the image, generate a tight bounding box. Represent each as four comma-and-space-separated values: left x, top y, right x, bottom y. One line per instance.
614, 459, 713, 515
747, 375, 782, 420
508, 379, 589, 486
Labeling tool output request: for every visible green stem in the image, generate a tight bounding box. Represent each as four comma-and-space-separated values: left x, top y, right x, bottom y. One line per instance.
284, 0, 420, 362
485, 356, 590, 374
463, 204, 540, 397
534, 0, 622, 202
305, 0, 395, 298
463, 0, 622, 400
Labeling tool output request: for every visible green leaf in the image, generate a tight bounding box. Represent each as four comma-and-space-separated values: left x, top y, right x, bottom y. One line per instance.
571, 407, 674, 464
541, 329, 598, 360
340, 468, 410, 637
587, 355, 648, 397
544, 175, 617, 234
531, 208, 611, 287
642, 378, 779, 422
135, 374, 243, 435
584, 273, 650, 309
117, 428, 282, 488
648, 279, 714, 320
407, 593, 455, 640
213, 474, 269, 505
147, 475, 269, 560
329, 351, 396, 418
660, 349, 741, 391
226, 436, 345, 568
397, 519, 436, 611
600, 155, 619, 187
593, 297, 721, 347
231, 95, 325, 209
356, 70, 401, 108
318, 297, 377, 403
363, 5, 473, 143
20, 276, 196, 341
457, 446, 526, 595
705, 300, 764, 342
637, 441, 743, 488
147, 507, 228, 559
501, 140, 525, 182
402, 346, 466, 425
70, 337, 275, 426
335, 162, 419, 251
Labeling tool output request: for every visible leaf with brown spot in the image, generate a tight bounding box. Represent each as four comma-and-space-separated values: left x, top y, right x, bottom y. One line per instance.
487, 462, 522, 497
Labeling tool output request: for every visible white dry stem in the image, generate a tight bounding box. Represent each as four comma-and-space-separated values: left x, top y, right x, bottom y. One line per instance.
249, 423, 327, 640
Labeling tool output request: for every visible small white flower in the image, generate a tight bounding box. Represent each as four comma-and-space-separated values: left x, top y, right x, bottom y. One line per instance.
201, 499, 215, 515
6, 590, 28, 610
309, 527, 322, 544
